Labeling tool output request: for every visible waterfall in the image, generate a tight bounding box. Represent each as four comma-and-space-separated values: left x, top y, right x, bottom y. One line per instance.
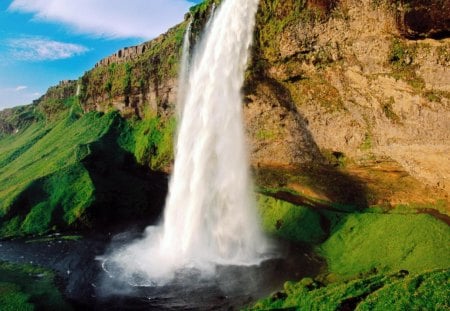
205, 2, 216, 30
176, 19, 192, 118
107, 0, 270, 285
162, 0, 267, 267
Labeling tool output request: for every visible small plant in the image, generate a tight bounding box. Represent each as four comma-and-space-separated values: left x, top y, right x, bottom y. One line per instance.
104, 80, 112, 93
360, 132, 372, 151
108, 63, 116, 75
122, 62, 132, 95
388, 39, 427, 92
389, 39, 412, 67
382, 97, 401, 123
424, 90, 441, 103
256, 129, 277, 140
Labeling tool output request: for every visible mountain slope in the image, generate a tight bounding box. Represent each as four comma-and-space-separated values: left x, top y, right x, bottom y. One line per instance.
0, 100, 169, 237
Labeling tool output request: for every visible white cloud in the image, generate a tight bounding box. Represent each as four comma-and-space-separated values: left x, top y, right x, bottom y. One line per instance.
14, 85, 28, 91
7, 37, 89, 61
0, 87, 42, 110
9, 0, 195, 39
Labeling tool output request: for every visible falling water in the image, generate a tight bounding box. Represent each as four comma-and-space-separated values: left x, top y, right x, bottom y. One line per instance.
205, 2, 216, 29
107, 0, 270, 285
175, 19, 192, 118
162, 0, 267, 266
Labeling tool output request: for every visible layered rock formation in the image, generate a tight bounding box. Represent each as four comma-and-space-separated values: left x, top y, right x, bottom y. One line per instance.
26, 0, 447, 211
245, 0, 450, 207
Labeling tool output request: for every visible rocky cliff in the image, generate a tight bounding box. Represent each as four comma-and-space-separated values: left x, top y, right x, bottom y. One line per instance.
247, 0, 450, 211
73, 0, 450, 211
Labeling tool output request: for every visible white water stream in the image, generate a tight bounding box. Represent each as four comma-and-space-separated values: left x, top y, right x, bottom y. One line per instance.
108, 0, 270, 285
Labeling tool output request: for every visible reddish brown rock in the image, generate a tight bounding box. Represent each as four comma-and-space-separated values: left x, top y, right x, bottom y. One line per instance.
307, 0, 339, 14
396, 0, 450, 38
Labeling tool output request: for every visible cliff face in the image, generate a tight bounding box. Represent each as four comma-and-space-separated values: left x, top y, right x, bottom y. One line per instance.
1, 0, 449, 239
245, 0, 450, 209
79, 24, 184, 118
78, 2, 217, 119
41, 0, 450, 210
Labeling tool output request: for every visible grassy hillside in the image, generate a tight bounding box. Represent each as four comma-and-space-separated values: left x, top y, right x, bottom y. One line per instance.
253, 193, 450, 309
248, 269, 450, 310
0, 261, 70, 311
0, 97, 174, 238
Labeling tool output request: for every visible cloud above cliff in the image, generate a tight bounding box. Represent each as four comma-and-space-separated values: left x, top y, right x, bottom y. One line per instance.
14, 85, 27, 91
0, 87, 41, 110
9, 0, 195, 39
7, 37, 89, 61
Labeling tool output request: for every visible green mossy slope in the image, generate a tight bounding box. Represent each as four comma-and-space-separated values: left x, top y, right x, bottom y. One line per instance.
258, 195, 449, 280
0, 261, 71, 310
320, 213, 450, 281
254, 194, 450, 309
0, 107, 169, 238
258, 194, 325, 243
0, 111, 113, 237
248, 269, 450, 310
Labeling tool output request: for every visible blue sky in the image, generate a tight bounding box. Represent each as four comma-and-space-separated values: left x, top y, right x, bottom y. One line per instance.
0, 0, 201, 110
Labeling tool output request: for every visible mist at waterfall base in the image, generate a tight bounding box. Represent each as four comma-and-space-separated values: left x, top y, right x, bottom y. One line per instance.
101, 0, 276, 289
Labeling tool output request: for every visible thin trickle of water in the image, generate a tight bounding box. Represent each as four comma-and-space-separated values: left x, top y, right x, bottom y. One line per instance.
107, 0, 271, 285
205, 3, 216, 30
176, 19, 192, 118
76, 83, 81, 97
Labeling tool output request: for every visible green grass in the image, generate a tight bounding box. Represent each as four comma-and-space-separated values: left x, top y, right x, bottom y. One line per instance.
121, 115, 176, 170
257, 192, 450, 278
0, 122, 50, 168
320, 213, 450, 280
20, 202, 54, 235
254, 193, 449, 310
256, 129, 278, 140
0, 112, 115, 233
0, 261, 71, 310
0, 283, 34, 311
82, 18, 189, 108
360, 132, 373, 151
258, 194, 325, 243
0, 112, 114, 209
357, 270, 450, 310
247, 269, 450, 310
388, 38, 426, 92
0, 107, 172, 238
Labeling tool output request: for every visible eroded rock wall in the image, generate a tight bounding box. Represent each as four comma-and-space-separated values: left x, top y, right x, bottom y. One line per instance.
35, 0, 450, 208
242, 0, 450, 204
